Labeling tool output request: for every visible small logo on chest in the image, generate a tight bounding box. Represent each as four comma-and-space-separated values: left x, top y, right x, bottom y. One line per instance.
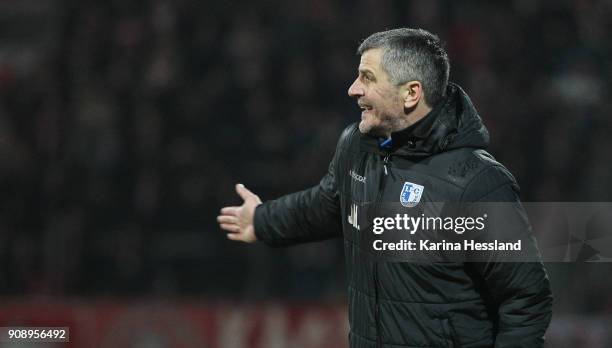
349, 170, 366, 183
400, 182, 424, 207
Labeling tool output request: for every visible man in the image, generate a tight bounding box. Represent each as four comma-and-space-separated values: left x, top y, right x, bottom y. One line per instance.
218, 28, 552, 347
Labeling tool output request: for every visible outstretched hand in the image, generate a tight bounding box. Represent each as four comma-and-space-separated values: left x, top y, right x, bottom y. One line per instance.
217, 184, 262, 243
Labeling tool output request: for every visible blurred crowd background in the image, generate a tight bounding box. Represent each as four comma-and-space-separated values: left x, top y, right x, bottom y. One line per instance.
1, 0, 612, 346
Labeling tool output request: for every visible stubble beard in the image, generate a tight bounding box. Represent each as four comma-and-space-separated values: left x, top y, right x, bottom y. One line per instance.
359, 112, 399, 137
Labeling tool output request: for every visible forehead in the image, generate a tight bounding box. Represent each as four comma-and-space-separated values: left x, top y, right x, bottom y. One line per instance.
359, 48, 383, 73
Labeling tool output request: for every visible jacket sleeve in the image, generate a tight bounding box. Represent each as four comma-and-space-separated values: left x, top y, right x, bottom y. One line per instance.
462, 165, 553, 348
252, 126, 352, 247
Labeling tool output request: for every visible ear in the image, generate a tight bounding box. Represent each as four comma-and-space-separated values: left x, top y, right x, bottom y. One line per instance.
400, 81, 424, 109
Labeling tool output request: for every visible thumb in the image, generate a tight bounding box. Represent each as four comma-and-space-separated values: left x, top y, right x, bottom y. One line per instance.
235, 183, 256, 201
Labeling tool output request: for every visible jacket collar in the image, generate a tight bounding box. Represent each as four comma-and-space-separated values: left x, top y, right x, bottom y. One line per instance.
359, 83, 489, 158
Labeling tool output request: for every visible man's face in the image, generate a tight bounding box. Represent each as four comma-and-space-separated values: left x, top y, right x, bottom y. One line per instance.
348, 48, 405, 136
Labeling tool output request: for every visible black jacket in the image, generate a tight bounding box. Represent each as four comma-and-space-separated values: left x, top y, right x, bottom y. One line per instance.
254, 83, 553, 348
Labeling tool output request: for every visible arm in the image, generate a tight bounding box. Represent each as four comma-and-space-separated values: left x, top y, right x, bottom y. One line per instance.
463, 166, 553, 348
253, 158, 342, 246
218, 125, 351, 246
253, 126, 347, 246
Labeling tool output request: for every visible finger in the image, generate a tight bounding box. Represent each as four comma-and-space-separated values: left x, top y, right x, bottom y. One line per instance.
220, 206, 240, 216
235, 183, 256, 201
220, 223, 240, 233
226, 233, 242, 241
217, 215, 238, 224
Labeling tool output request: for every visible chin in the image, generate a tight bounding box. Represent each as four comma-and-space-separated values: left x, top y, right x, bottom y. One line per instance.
359, 121, 369, 134
358, 120, 372, 134
359, 121, 384, 136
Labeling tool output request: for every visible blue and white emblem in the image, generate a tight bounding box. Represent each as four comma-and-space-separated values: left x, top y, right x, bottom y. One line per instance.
400, 182, 424, 207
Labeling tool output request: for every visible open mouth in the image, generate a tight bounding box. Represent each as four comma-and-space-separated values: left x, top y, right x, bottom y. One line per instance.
358, 103, 373, 111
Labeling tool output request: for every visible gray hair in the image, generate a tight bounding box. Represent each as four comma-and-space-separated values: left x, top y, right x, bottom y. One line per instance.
357, 28, 450, 106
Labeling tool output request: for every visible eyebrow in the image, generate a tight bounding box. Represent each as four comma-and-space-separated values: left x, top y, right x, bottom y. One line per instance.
359, 69, 376, 79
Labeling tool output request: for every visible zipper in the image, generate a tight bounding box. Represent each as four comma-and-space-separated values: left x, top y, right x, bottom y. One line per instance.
374, 153, 391, 348
383, 154, 390, 175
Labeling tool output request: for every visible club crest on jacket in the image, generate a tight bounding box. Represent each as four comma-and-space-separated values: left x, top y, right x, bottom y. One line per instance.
400, 182, 424, 207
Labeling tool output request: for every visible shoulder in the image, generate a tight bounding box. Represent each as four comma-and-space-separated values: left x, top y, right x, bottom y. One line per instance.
333, 122, 361, 160
455, 149, 520, 201
336, 122, 360, 150
423, 148, 510, 185
424, 148, 519, 200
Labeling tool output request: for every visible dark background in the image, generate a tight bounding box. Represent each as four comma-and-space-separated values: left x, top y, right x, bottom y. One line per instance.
1, 0, 611, 346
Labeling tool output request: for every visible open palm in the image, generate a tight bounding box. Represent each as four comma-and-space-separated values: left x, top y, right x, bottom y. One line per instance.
217, 184, 262, 243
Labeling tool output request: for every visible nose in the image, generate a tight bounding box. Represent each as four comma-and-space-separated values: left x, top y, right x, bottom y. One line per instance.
348, 78, 364, 98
